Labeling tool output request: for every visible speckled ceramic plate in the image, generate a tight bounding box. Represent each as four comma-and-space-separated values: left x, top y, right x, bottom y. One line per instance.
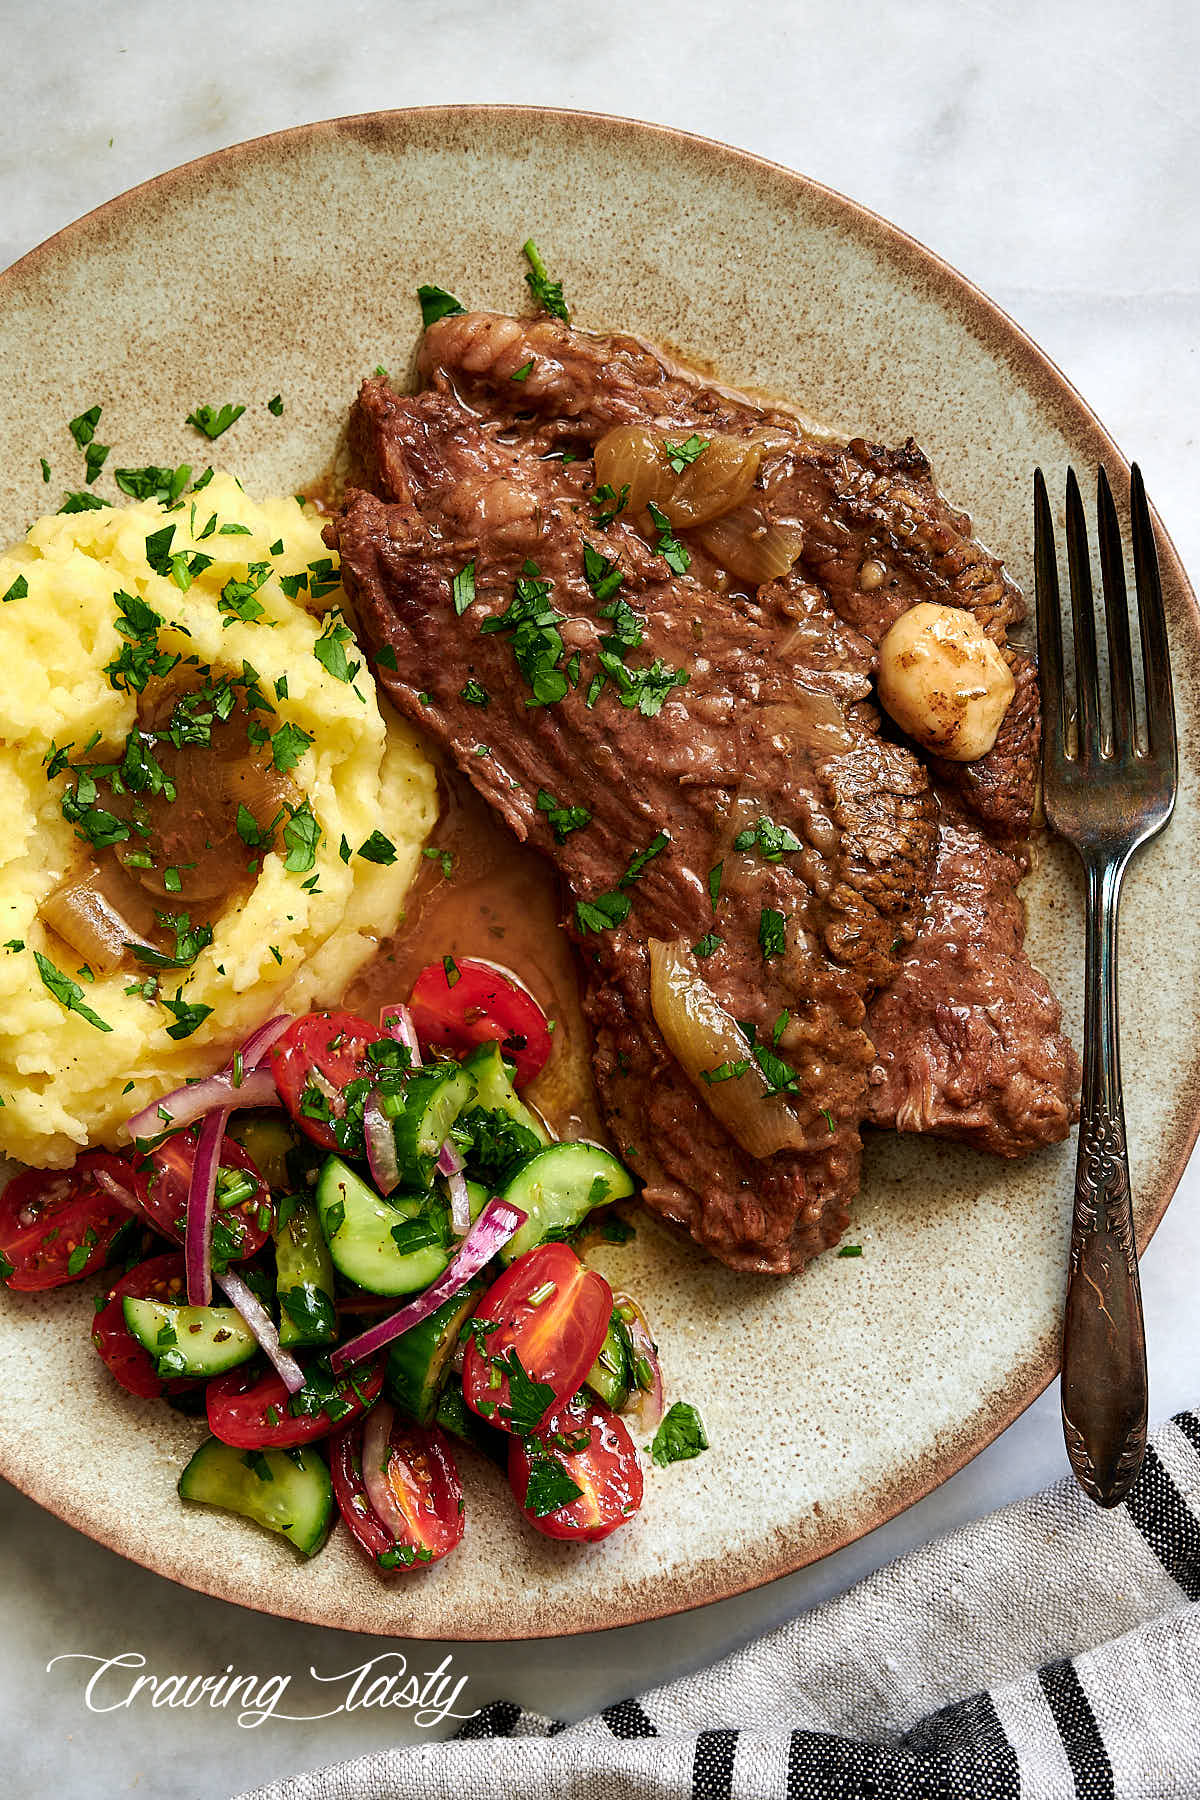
0, 108, 1197, 1641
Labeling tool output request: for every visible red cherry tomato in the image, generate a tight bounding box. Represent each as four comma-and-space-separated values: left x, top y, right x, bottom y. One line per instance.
0, 1152, 144, 1291
135, 1126, 271, 1260
331, 1416, 465, 1569
206, 1360, 384, 1449
509, 1392, 643, 1542
269, 1009, 387, 1152
91, 1252, 194, 1399
462, 1242, 612, 1434
408, 958, 552, 1089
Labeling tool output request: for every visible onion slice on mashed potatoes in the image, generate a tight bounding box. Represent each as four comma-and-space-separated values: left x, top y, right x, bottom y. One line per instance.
0, 473, 436, 1168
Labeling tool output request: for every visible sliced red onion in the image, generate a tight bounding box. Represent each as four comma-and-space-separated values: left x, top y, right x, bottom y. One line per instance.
435, 1138, 470, 1236
361, 1401, 411, 1544
126, 1065, 279, 1143
330, 1197, 526, 1373
185, 1106, 227, 1306
616, 1292, 664, 1431
92, 1168, 146, 1213
216, 1268, 306, 1394
238, 1014, 293, 1069
364, 1091, 401, 1196
436, 1138, 464, 1176
381, 1003, 422, 1068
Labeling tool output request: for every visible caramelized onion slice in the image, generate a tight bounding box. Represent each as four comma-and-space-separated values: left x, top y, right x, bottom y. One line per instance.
647, 938, 805, 1160
38, 872, 151, 973
693, 505, 805, 585
593, 426, 764, 529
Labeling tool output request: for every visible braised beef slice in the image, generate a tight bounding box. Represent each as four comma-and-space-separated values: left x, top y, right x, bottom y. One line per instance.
866, 805, 1079, 1154
331, 384, 939, 1272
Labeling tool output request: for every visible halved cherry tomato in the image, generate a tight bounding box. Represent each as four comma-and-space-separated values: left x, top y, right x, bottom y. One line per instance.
509, 1391, 643, 1542
269, 1009, 387, 1153
0, 1152, 145, 1291
408, 958, 553, 1089
207, 1359, 384, 1449
135, 1126, 271, 1261
331, 1415, 465, 1569
462, 1242, 612, 1434
92, 1252, 196, 1399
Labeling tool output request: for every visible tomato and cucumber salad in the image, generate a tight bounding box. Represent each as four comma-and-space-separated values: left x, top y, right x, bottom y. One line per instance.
0, 956, 692, 1571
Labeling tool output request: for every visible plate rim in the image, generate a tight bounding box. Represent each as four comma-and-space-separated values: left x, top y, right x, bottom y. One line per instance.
2, 102, 1197, 1641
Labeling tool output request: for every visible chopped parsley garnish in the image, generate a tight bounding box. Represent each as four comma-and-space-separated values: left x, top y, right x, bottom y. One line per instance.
84, 440, 110, 484
114, 464, 191, 504
2, 575, 27, 604
575, 891, 631, 934
707, 862, 724, 906
417, 283, 465, 328
594, 651, 689, 718
282, 800, 322, 873
591, 482, 629, 527
422, 845, 454, 878
497, 1346, 555, 1433
582, 541, 624, 604
662, 434, 710, 473
646, 500, 691, 576
521, 239, 569, 322
39, 458, 50, 483
522, 1451, 584, 1517
34, 952, 112, 1032
161, 991, 214, 1040
460, 678, 490, 707
758, 907, 787, 960
270, 720, 313, 773
734, 814, 802, 862
480, 562, 568, 708
510, 359, 534, 382
442, 954, 460, 988
186, 402, 245, 440
313, 615, 360, 684
751, 1041, 800, 1096
358, 831, 397, 865
692, 932, 722, 958
700, 1059, 752, 1085
648, 1401, 708, 1467
821, 1106, 836, 1134
130, 912, 214, 971
536, 788, 591, 842
267, 394, 284, 416
104, 589, 179, 694
58, 491, 109, 514
68, 405, 102, 451
620, 831, 669, 886
378, 1544, 434, 1569
838, 1244, 863, 1258
596, 592, 644, 656
451, 560, 476, 615
459, 1106, 541, 1189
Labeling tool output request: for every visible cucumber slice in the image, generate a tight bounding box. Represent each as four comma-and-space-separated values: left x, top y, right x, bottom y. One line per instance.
435, 1375, 509, 1468
385, 1279, 483, 1425
460, 1043, 549, 1144
274, 1195, 338, 1348
385, 1065, 477, 1186
499, 1142, 635, 1263
585, 1312, 632, 1410
316, 1156, 451, 1296
122, 1297, 257, 1378
178, 1437, 334, 1556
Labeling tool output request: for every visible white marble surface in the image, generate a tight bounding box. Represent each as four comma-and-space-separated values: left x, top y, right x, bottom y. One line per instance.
2, 2, 1198, 1795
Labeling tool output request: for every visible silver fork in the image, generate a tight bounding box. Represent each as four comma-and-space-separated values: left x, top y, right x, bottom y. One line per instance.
1034, 463, 1177, 1508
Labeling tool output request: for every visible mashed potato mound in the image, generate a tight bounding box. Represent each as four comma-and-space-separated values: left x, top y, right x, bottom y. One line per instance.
0, 474, 437, 1167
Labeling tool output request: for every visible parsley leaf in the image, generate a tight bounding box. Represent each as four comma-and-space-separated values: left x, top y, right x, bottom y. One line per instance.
510, 359, 534, 382
522, 1451, 584, 1517
68, 405, 102, 450
575, 891, 631, 934
270, 720, 314, 773
497, 1346, 555, 1433
700, 1059, 752, 1084
582, 541, 624, 604
313, 615, 361, 684
662, 434, 710, 474
758, 907, 788, 960
733, 815, 802, 862
161, 990, 214, 1040
2, 575, 28, 604
646, 500, 691, 576
460, 678, 490, 707
358, 831, 397, 865
282, 801, 322, 873
591, 482, 629, 528
648, 1401, 709, 1467
114, 464, 191, 505
619, 831, 669, 887
33, 952, 112, 1032
417, 283, 465, 328
186, 402, 246, 440
521, 239, 569, 322
267, 394, 284, 416
692, 932, 722, 958
451, 560, 476, 615
536, 788, 591, 842
58, 491, 109, 514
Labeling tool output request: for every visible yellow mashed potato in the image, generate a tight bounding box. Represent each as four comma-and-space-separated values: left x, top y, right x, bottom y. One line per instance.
0, 474, 436, 1168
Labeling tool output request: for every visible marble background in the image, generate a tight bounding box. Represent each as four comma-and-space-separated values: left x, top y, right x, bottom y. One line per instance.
2, 1, 1197, 1795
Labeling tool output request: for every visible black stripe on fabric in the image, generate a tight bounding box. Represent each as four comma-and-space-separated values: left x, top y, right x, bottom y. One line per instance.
602, 1696, 658, 1738
787, 1695, 1020, 1800
1037, 1659, 1114, 1800
1174, 1409, 1200, 1461
453, 1697, 523, 1738
692, 1727, 737, 1799
1124, 1442, 1200, 1602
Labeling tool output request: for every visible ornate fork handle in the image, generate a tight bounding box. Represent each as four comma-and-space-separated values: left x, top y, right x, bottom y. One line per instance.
1060, 852, 1148, 1508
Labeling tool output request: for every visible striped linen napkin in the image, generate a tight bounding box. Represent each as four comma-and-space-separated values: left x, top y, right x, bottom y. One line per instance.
238, 1408, 1200, 1800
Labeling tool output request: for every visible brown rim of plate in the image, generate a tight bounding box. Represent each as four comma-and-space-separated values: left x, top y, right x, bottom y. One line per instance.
2, 105, 1197, 1640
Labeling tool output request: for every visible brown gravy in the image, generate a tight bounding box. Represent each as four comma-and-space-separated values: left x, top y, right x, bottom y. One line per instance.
345, 764, 606, 1145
